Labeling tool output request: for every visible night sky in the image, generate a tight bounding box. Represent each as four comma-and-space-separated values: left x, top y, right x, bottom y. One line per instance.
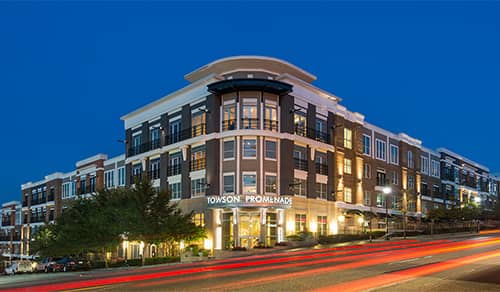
1, 1, 499, 202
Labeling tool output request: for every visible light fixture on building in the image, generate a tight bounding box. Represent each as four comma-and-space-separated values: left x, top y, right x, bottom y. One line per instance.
337, 215, 345, 223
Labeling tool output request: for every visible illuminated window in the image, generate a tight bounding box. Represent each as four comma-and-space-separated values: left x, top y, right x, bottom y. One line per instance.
344, 187, 352, 203
192, 213, 205, 227
344, 158, 352, 174
344, 128, 352, 149
265, 175, 277, 194
295, 214, 306, 233
318, 216, 327, 236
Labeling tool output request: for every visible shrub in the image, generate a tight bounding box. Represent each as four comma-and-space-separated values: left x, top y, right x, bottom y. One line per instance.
286, 235, 302, 241
145, 256, 179, 265
232, 246, 247, 251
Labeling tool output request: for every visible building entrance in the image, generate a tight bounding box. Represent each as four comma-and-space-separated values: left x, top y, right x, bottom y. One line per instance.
239, 212, 260, 249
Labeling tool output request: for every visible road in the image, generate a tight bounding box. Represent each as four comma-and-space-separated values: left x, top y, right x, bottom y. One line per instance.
2, 231, 500, 291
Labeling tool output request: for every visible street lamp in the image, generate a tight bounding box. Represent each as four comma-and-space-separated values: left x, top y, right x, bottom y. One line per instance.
383, 186, 391, 240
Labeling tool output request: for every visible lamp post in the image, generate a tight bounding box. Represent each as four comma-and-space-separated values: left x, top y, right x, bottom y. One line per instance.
383, 187, 391, 240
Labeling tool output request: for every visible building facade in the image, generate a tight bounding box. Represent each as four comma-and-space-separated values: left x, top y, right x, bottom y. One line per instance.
20, 154, 125, 255
120, 56, 499, 250
0, 201, 22, 258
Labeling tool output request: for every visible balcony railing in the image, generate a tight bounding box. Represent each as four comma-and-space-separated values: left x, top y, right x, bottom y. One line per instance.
294, 124, 307, 137
167, 164, 181, 176
222, 119, 236, 131
241, 118, 259, 129
30, 198, 46, 206
263, 119, 278, 131
167, 128, 191, 145
148, 169, 160, 180
150, 139, 161, 150
294, 158, 308, 171
30, 215, 46, 223
191, 123, 206, 137
1, 220, 12, 226
190, 158, 206, 172
47, 194, 55, 202
376, 176, 387, 186
316, 163, 328, 175
314, 130, 329, 144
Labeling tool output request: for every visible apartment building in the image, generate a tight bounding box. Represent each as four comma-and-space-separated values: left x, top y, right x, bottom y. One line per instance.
438, 148, 498, 211
20, 154, 125, 255
120, 56, 497, 251
0, 201, 21, 258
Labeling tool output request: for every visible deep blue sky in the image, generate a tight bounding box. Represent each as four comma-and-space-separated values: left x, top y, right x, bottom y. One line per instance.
1, 1, 499, 202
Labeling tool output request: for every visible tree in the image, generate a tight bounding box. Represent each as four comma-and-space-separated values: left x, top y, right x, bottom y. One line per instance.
30, 224, 59, 257
125, 179, 206, 265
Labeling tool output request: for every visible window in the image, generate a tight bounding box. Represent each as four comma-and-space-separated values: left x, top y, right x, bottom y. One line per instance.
376, 194, 386, 207
191, 146, 206, 171
364, 163, 371, 179
192, 213, 205, 227
318, 216, 327, 236
315, 118, 327, 142
294, 111, 307, 136
344, 128, 352, 149
89, 176, 96, 192
132, 134, 142, 154
80, 179, 87, 194
421, 156, 429, 174
223, 140, 234, 160
376, 169, 386, 186
295, 214, 306, 233
242, 173, 257, 194
431, 160, 440, 177
105, 170, 115, 188
375, 139, 386, 161
407, 151, 414, 168
191, 177, 206, 197
169, 182, 181, 200
390, 144, 399, 165
191, 111, 206, 137
223, 103, 236, 130
362, 135, 371, 155
316, 183, 327, 199
344, 158, 352, 174
408, 175, 415, 190
344, 187, 353, 203
223, 174, 235, 194
243, 139, 257, 158
293, 178, 306, 196
168, 155, 181, 176
363, 191, 371, 206
150, 127, 161, 148
265, 175, 277, 194
265, 140, 277, 159
169, 120, 181, 144
242, 99, 258, 129
391, 171, 398, 185
264, 103, 278, 131
118, 167, 126, 186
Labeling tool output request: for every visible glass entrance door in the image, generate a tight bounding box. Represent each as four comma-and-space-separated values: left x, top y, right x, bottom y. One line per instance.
239, 212, 260, 249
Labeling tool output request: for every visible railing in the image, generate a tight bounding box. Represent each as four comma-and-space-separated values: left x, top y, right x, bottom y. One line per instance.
294, 124, 307, 137
263, 119, 279, 131
150, 139, 161, 150
47, 194, 55, 202
314, 130, 328, 144
148, 169, 160, 180
1, 220, 12, 226
167, 164, 181, 176
167, 128, 191, 145
0, 234, 21, 241
222, 119, 236, 131
294, 158, 308, 171
376, 176, 387, 186
316, 163, 328, 175
190, 158, 206, 172
30, 215, 46, 223
30, 198, 46, 206
191, 123, 206, 137
241, 118, 259, 129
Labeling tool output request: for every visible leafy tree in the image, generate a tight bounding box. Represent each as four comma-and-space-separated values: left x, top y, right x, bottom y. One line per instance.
30, 224, 59, 257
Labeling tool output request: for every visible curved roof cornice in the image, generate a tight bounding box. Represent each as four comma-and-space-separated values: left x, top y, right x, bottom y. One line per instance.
184, 56, 317, 83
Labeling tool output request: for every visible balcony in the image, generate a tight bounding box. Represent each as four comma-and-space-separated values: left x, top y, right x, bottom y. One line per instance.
30, 198, 46, 206
148, 169, 160, 180
294, 124, 307, 137
150, 139, 161, 151
167, 164, 181, 176
31, 215, 46, 223
1, 219, 12, 227
376, 175, 387, 186
190, 158, 206, 172
222, 119, 236, 131
314, 130, 328, 144
167, 128, 191, 145
241, 118, 259, 130
316, 163, 328, 175
47, 194, 55, 202
263, 119, 278, 131
128, 143, 148, 157
191, 123, 206, 137
294, 158, 308, 171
